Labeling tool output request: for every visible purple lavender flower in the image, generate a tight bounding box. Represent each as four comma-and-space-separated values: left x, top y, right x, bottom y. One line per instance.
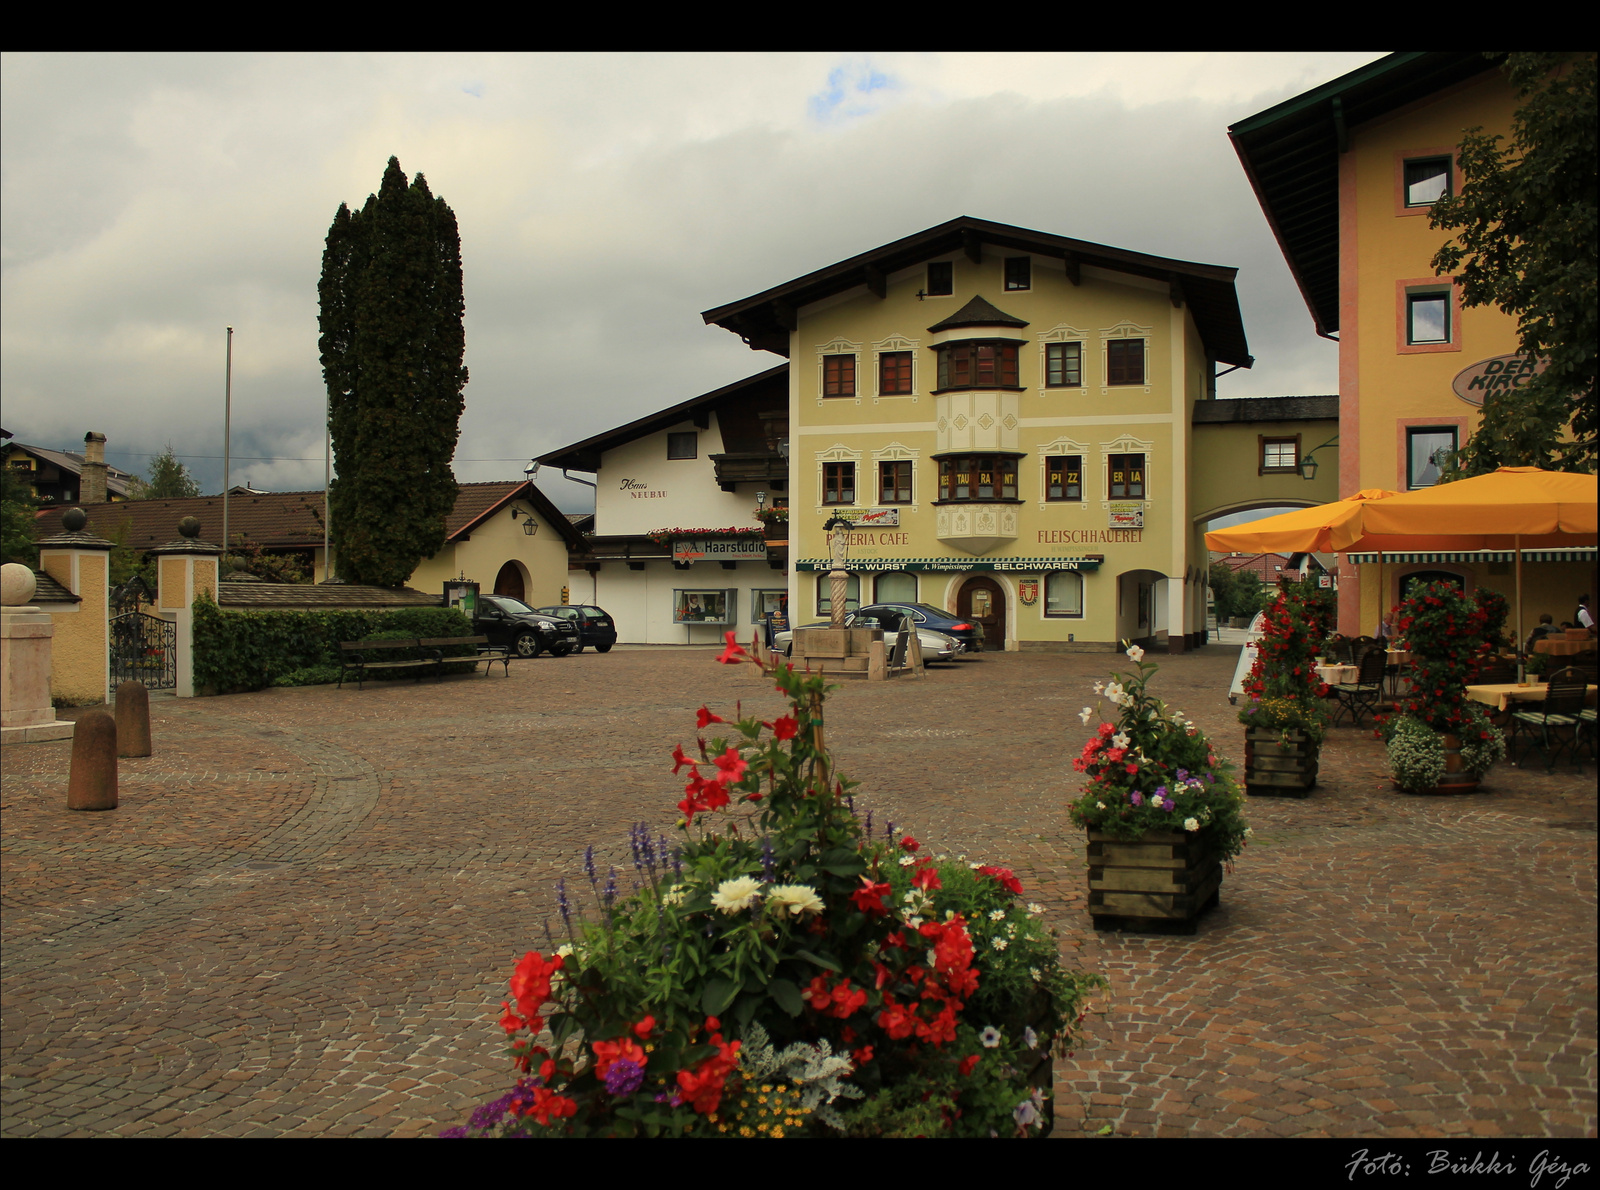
556, 878, 572, 931
760, 836, 775, 883
671, 847, 682, 877
605, 1059, 646, 1096
438, 1125, 470, 1138
1129, 791, 1143, 807
641, 829, 657, 874
470, 1093, 515, 1130
541, 918, 555, 950
584, 845, 597, 888
604, 867, 617, 912
886, 820, 895, 840
865, 811, 874, 839
1176, 769, 1189, 782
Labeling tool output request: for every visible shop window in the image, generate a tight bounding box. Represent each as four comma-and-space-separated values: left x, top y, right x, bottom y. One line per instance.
1407, 291, 1450, 345
1107, 339, 1145, 385
926, 261, 953, 296
1046, 342, 1082, 388
674, 588, 735, 624
1004, 256, 1031, 291
935, 341, 1020, 391
1108, 453, 1145, 499
751, 589, 788, 624
815, 573, 860, 616
667, 432, 697, 459
1045, 571, 1084, 618
879, 351, 913, 395
1045, 455, 1082, 502
938, 455, 1019, 502
823, 354, 856, 397
823, 462, 856, 505
1407, 427, 1456, 489
1404, 156, 1451, 207
875, 571, 917, 604
1259, 436, 1299, 474
879, 460, 913, 504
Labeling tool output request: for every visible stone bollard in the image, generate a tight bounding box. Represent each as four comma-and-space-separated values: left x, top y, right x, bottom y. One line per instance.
868, 638, 887, 681
115, 681, 152, 757
66, 711, 118, 811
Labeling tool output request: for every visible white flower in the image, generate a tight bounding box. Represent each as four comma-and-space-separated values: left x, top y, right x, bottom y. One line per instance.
556, 943, 574, 958
1029, 967, 1042, 982
979, 1026, 1002, 1048
1112, 732, 1130, 750
710, 876, 762, 914
991, 937, 1008, 951
1079, 707, 1094, 725
766, 884, 824, 918
1026, 903, 1045, 916
1183, 817, 1200, 832
907, 916, 925, 928
1092, 681, 1105, 695
1007, 923, 1017, 937
661, 887, 685, 906
1149, 794, 1164, 810
1245, 827, 1255, 838
1103, 681, 1124, 704
988, 909, 1006, 922
1095, 801, 1106, 810
968, 861, 984, 870
926, 949, 938, 967
1126, 644, 1145, 663
898, 854, 916, 867
1024, 1026, 1039, 1050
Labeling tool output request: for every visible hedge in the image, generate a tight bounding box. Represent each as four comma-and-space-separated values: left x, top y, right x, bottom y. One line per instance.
192, 592, 475, 693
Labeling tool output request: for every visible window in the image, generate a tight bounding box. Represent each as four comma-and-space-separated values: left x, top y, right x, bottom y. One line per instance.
926, 261, 953, 296
823, 462, 856, 505
1107, 339, 1145, 386
1407, 291, 1450, 344
674, 589, 734, 624
879, 460, 913, 504
937, 455, 1018, 502
815, 573, 860, 616
1044, 571, 1084, 618
667, 432, 697, 459
823, 354, 856, 397
935, 342, 1020, 390
1407, 427, 1457, 489
1045, 455, 1082, 502
875, 571, 917, 604
751, 589, 787, 623
1108, 453, 1145, 499
1404, 156, 1451, 207
1004, 257, 1031, 291
1260, 436, 1298, 474
1045, 342, 1082, 387
879, 351, 913, 395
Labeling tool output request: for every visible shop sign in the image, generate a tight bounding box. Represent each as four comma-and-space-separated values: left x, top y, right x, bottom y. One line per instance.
1452, 353, 1549, 407
672, 538, 768, 562
798, 557, 1103, 573
1018, 579, 1039, 605
619, 477, 669, 499
1108, 502, 1144, 529
826, 508, 900, 527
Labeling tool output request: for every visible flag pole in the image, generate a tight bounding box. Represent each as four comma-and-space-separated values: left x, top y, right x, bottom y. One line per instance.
223, 326, 233, 559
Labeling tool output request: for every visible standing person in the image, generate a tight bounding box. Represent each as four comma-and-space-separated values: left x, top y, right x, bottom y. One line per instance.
1578, 595, 1594, 631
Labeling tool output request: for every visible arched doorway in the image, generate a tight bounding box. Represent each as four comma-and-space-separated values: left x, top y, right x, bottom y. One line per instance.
494, 561, 526, 602
957, 576, 1005, 651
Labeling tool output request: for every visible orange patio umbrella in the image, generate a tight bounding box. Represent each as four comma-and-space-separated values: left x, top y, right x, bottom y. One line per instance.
1203, 489, 1400, 554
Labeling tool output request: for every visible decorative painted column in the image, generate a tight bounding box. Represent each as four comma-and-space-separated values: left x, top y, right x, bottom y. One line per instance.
36, 508, 115, 706
149, 517, 222, 699
1, 563, 76, 743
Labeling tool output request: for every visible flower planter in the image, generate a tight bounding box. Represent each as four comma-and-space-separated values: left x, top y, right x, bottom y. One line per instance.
1085, 830, 1222, 935
1397, 731, 1480, 795
1242, 727, 1318, 797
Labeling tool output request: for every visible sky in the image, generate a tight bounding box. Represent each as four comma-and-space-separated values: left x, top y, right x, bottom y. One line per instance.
1, 51, 1387, 517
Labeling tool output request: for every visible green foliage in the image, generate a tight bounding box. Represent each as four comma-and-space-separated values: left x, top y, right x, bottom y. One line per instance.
1394, 581, 1491, 732
1473, 587, 1512, 647
192, 592, 472, 692
1384, 716, 1447, 793
1430, 52, 1597, 476
1237, 578, 1333, 744
131, 444, 202, 499
107, 519, 157, 589
1209, 563, 1274, 622
319, 157, 467, 587
223, 533, 309, 584
1, 466, 40, 566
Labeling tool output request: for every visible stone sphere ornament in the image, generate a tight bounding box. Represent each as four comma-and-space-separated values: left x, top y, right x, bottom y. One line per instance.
63, 508, 88, 532
1, 561, 37, 607
178, 516, 201, 538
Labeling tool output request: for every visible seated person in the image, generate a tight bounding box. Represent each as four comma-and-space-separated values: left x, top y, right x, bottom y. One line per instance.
1375, 611, 1396, 641
1526, 613, 1557, 652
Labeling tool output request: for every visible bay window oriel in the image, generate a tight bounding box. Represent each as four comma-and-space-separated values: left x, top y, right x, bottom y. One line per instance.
935, 341, 1021, 391
937, 455, 1019, 502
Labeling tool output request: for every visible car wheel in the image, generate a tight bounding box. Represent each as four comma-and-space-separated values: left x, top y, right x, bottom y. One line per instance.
595, 643, 613, 654
514, 631, 542, 658
549, 642, 574, 657
572, 643, 586, 654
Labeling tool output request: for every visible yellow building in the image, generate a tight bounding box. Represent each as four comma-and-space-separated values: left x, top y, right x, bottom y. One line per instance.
703, 216, 1337, 651
1231, 52, 1595, 635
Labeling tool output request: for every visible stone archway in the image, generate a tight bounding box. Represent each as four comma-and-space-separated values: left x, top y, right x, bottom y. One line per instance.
493, 561, 526, 602
957, 576, 1006, 652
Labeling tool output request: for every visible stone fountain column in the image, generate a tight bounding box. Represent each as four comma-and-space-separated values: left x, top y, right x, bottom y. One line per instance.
0, 563, 76, 744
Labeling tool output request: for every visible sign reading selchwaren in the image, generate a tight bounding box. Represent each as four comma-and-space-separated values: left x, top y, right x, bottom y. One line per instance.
1452, 354, 1550, 407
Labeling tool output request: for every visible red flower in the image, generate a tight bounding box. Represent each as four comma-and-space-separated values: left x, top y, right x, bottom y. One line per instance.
510, 951, 564, 1020
1097, 722, 1115, 738
633, 1015, 655, 1040
911, 865, 942, 892
978, 866, 1023, 895
591, 1036, 647, 1082
671, 744, 694, 775
770, 715, 799, 741
958, 1053, 981, 1076
716, 631, 749, 665
851, 878, 892, 916
696, 705, 724, 729
877, 995, 917, 1040
712, 746, 748, 783
852, 1046, 874, 1066
899, 835, 921, 852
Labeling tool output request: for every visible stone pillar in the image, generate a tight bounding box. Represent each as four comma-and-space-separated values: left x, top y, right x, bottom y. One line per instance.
1, 564, 76, 743
149, 517, 222, 699
36, 509, 115, 706
81, 431, 109, 505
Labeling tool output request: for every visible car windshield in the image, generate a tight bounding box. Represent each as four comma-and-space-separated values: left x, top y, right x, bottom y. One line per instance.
489, 596, 536, 615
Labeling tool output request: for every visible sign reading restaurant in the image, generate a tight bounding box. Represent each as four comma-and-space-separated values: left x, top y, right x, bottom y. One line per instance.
798, 556, 1104, 572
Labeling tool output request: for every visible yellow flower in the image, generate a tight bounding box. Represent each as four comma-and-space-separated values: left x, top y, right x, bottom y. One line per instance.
772, 1127, 785, 1138
740, 1126, 753, 1137
761, 1085, 772, 1093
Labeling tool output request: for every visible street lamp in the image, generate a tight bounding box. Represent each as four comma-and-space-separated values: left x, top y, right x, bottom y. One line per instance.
1299, 434, 1340, 481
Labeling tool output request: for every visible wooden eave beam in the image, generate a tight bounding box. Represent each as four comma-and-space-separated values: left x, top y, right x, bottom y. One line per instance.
1168, 275, 1186, 309
961, 230, 983, 265
1063, 253, 1081, 286
771, 299, 797, 331
863, 264, 886, 299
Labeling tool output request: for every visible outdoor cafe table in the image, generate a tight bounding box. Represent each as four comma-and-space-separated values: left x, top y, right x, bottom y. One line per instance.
1315, 664, 1358, 686
1533, 638, 1595, 657
1465, 682, 1600, 712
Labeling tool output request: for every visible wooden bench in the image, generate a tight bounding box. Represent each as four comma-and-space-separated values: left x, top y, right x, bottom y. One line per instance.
337, 635, 510, 690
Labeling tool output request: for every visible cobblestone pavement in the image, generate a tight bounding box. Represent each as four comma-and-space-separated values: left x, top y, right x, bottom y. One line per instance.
2, 644, 1594, 1138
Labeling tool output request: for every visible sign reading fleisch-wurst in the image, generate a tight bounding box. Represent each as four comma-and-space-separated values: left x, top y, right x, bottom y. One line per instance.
1452, 354, 1550, 407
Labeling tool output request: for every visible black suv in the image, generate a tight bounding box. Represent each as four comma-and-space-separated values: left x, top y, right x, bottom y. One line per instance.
471, 595, 580, 657
532, 605, 618, 653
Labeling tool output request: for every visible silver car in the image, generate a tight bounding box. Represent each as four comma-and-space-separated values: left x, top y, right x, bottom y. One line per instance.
772, 614, 964, 663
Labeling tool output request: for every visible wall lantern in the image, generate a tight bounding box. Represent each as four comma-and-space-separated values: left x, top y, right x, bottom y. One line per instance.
1298, 434, 1339, 481
511, 507, 539, 535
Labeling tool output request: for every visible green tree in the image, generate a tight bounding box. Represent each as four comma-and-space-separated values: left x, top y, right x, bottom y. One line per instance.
131, 443, 202, 499
1, 467, 40, 566
1430, 52, 1597, 476
318, 156, 467, 587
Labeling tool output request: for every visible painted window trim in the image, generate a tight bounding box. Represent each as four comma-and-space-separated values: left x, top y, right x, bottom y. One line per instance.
1397, 418, 1465, 490
1395, 277, 1462, 355
1258, 434, 1300, 475
1393, 148, 1462, 218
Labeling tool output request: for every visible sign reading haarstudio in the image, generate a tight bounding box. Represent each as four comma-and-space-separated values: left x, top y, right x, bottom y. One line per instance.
672, 537, 768, 562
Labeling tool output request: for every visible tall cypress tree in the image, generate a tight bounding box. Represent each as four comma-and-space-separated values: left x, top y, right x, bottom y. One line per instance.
319, 157, 467, 586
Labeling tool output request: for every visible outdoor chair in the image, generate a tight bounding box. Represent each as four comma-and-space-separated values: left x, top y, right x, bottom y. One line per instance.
1330, 647, 1387, 728
1323, 635, 1354, 665
1509, 668, 1589, 773
1546, 666, 1598, 762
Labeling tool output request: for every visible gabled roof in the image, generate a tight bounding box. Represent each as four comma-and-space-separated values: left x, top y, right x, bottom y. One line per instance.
927, 294, 1028, 333
538, 364, 788, 474
701, 215, 1252, 366
1228, 52, 1505, 337
1192, 396, 1339, 424
5, 441, 138, 498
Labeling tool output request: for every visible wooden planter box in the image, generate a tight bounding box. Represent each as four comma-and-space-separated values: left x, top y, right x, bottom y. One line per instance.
1086, 830, 1222, 935
1243, 727, 1319, 797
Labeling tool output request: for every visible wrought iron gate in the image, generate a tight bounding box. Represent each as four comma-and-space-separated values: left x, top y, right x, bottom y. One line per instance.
109, 611, 176, 691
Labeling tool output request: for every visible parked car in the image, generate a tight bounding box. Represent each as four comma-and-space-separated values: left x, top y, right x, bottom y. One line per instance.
531, 605, 618, 653
470, 595, 580, 657
772, 614, 965, 663
853, 603, 986, 653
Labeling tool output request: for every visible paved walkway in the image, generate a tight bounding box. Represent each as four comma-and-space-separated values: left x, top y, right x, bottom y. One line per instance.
2, 645, 1594, 1137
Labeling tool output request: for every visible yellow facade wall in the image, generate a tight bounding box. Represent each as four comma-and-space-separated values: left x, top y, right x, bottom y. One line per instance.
408, 504, 573, 607
39, 548, 110, 705
1190, 421, 1340, 522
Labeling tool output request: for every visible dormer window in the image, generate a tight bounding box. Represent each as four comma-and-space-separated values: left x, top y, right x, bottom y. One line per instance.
934, 341, 1020, 391
1004, 257, 1031, 291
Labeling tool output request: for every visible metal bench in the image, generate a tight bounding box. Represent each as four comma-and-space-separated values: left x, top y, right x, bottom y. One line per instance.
338, 635, 509, 690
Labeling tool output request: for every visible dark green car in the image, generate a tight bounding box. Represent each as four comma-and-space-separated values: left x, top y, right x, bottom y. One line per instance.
532, 605, 618, 653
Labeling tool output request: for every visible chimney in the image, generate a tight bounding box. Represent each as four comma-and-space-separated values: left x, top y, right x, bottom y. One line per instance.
81, 432, 108, 505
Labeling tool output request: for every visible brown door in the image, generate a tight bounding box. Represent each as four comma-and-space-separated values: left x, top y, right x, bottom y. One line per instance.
957, 577, 1005, 651
494, 561, 525, 602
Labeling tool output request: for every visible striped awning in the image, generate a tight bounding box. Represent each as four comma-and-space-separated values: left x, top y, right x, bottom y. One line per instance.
1346, 547, 1597, 564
